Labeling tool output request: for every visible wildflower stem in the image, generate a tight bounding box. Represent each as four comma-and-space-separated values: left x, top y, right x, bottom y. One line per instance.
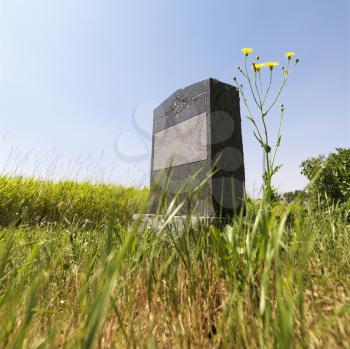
262, 70, 273, 106
264, 61, 290, 115
261, 110, 270, 175
254, 72, 263, 107
234, 81, 264, 142
258, 71, 264, 104
244, 56, 260, 108
271, 107, 284, 169
264, 77, 287, 116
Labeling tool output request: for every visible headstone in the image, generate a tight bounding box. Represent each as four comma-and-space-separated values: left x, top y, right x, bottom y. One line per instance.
150, 78, 245, 218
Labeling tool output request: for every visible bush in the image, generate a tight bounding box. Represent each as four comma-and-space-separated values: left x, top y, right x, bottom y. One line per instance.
301, 148, 350, 203
281, 190, 304, 203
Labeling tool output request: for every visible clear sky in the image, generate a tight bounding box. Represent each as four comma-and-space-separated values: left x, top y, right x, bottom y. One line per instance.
1, 0, 349, 194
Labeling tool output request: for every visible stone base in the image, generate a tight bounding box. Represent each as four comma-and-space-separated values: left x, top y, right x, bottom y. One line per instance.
132, 214, 226, 230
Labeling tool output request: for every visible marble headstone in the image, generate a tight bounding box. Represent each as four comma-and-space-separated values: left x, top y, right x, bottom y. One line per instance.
150, 78, 245, 218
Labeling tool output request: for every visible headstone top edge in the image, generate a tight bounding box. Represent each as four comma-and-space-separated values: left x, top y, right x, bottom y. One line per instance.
154, 78, 210, 115
154, 78, 238, 114
209, 78, 239, 92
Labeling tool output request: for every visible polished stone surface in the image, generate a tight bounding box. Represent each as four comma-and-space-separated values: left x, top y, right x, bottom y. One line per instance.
153, 112, 207, 170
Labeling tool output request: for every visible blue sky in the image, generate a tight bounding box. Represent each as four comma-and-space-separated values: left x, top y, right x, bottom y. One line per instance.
1, 0, 349, 194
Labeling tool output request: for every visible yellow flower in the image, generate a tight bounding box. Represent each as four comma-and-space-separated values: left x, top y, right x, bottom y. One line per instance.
284, 51, 295, 59
264, 62, 279, 70
241, 48, 253, 56
252, 62, 265, 72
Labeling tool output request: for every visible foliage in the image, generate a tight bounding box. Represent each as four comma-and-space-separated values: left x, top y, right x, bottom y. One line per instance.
282, 190, 304, 203
0, 175, 349, 348
0, 175, 148, 229
301, 147, 350, 203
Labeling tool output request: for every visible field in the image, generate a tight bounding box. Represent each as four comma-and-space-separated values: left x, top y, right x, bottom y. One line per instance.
0, 175, 349, 348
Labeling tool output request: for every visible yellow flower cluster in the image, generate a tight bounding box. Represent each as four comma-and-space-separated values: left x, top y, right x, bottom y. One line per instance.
242, 48, 296, 72
251, 61, 279, 72
252, 62, 265, 72
284, 51, 295, 59
265, 62, 279, 70
241, 48, 253, 56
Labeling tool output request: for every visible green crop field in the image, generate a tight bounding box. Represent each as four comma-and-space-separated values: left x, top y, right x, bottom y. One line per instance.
0, 174, 349, 348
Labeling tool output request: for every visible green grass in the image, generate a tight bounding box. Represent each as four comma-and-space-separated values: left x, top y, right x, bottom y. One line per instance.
0, 175, 149, 228
0, 175, 349, 348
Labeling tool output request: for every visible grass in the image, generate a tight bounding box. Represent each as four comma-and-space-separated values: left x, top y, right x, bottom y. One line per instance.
0, 175, 349, 348
0, 175, 148, 228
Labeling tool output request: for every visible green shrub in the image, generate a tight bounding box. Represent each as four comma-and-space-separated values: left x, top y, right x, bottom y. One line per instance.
301, 148, 350, 203
281, 190, 304, 203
